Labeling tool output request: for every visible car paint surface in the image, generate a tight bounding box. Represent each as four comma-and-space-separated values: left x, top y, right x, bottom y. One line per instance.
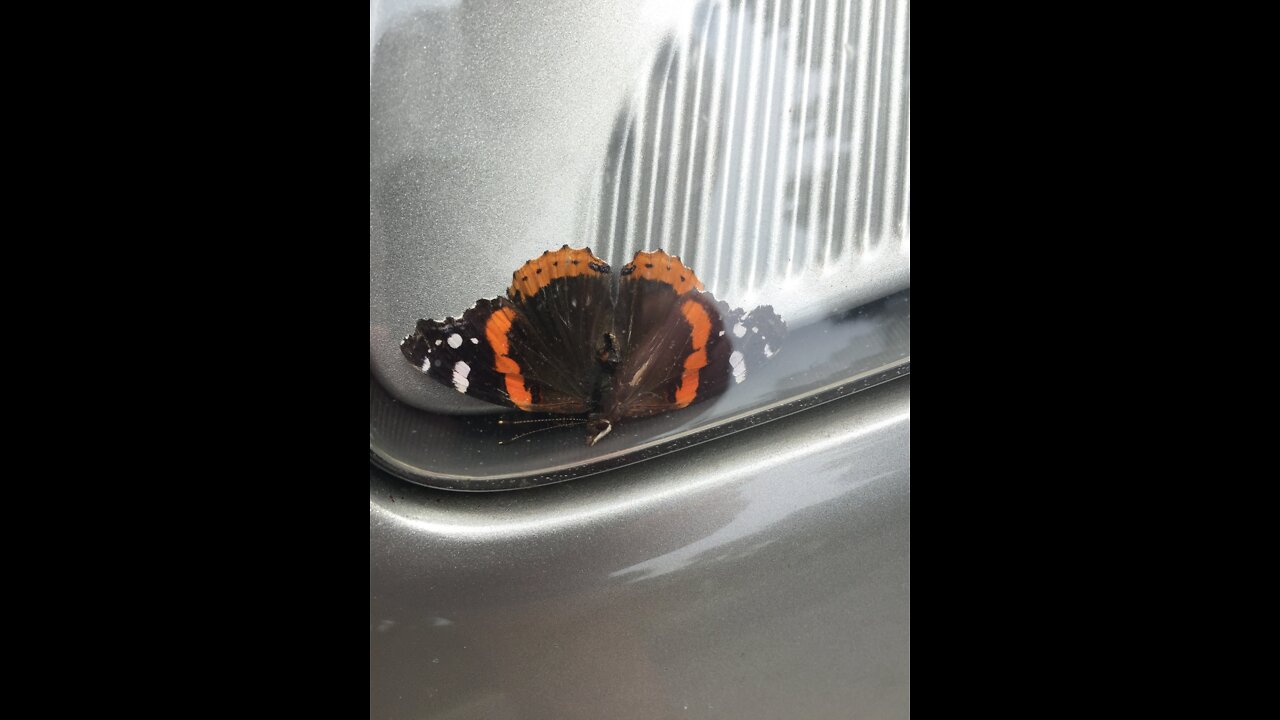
371, 376, 909, 719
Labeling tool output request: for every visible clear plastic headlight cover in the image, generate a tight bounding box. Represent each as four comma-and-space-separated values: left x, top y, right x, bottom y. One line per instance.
370, 0, 910, 490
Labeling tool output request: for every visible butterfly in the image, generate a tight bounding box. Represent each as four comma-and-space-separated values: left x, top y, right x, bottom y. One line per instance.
402, 245, 785, 445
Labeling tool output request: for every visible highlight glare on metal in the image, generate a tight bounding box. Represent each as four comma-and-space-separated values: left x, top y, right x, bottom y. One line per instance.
584, 0, 910, 318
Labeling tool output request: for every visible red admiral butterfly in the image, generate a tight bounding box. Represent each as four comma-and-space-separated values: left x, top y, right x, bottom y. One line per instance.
402, 246, 785, 445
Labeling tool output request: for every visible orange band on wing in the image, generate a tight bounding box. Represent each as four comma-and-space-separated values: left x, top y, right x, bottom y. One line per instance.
485, 306, 534, 409
674, 299, 713, 407
621, 250, 705, 295
507, 246, 610, 299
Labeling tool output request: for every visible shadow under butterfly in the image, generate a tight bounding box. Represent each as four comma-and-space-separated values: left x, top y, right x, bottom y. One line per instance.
403, 245, 785, 445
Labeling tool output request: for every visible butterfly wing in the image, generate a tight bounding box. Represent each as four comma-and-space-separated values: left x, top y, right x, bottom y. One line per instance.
612, 250, 786, 418
401, 296, 547, 410
500, 245, 616, 407
716, 302, 787, 386
402, 246, 614, 414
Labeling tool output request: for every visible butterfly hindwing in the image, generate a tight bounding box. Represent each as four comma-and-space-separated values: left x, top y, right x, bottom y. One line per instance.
612, 250, 787, 417
501, 246, 616, 406
613, 251, 718, 416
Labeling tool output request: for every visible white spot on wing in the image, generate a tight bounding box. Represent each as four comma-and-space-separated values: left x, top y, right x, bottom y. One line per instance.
729, 351, 747, 383
718, 330, 725, 337
763, 344, 775, 358
733, 323, 747, 338
470, 337, 479, 344
447, 333, 462, 348
421, 359, 431, 371
752, 326, 759, 333
434, 339, 442, 346
452, 361, 471, 393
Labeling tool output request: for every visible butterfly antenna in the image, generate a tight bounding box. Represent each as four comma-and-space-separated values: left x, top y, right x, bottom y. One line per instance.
497, 417, 578, 425
498, 420, 587, 444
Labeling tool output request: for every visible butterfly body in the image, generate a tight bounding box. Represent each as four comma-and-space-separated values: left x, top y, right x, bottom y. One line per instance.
402, 246, 785, 444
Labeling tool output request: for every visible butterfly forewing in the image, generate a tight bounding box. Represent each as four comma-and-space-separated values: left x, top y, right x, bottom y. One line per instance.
401, 297, 525, 409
